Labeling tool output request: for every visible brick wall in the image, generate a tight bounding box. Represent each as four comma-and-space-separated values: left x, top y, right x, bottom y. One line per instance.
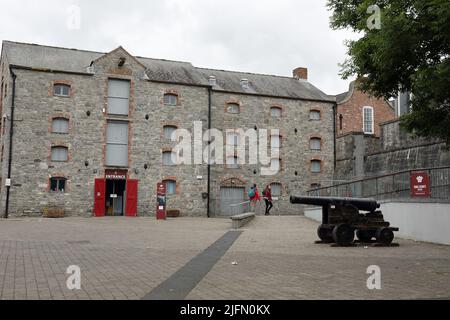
336, 84, 396, 137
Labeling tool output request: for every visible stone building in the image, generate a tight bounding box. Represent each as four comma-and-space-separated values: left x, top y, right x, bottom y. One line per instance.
0, 41, 335, 217
335, 79, 396, 137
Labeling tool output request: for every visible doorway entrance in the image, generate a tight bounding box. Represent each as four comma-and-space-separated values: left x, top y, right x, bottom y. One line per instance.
105, 179, 126, 216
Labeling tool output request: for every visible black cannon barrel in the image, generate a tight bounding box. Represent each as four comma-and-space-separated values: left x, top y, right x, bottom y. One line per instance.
290, 195, 380, 212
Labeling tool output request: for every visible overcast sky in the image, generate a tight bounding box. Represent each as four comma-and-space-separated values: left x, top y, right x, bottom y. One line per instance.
0, 0, 359, 95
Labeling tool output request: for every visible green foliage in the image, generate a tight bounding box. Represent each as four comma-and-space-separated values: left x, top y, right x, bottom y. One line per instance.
328, 0, 450, 143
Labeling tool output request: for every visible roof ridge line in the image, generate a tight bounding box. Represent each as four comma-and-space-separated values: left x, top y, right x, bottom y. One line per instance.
2, 40, 107, 55
195, 66, 297, 80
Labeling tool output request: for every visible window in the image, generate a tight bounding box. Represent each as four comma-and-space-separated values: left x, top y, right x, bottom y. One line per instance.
164, 180, 177, 195
271, 135, 281, 149
271, 107, 282, 118
163, 151, 176, 166
270, 183, 282, 197
106, 121, 129, 167
52, 118, 69, 134
163, 126, 177, 140
226, 156, 239, 169
226, 103, 240, 114
226, 132, 240, 147
108, 79, 130, 115
310, 110, 321, 120
363, 106, 374, 134
54, 84, 70, 97
50, 177, 67, 192
310, 138, 322, 151
164, 94, 178, 106
311, 160, 321, 173
271, 158, 281, 172
51, 147, 68, 162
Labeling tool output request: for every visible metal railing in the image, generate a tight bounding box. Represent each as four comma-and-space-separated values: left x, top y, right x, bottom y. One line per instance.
307, 166, 450, 200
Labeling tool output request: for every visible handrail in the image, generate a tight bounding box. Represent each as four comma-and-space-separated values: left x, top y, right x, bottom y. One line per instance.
308, 166, 450, 193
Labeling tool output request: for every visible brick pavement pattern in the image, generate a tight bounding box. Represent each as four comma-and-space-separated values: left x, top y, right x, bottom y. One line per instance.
0, 216, 449, 300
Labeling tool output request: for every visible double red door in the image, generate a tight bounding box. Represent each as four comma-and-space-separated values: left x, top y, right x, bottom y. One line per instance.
94, 179, 138, 217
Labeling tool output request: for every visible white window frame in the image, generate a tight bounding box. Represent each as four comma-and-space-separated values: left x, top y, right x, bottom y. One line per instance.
51, 146, 68, 162
164, 94, 178, 106
362, 106, 374, 134
270, 107, 282, 118
226, 103, 240, 114
53, 84, 70, 97
52, 118, 69, 134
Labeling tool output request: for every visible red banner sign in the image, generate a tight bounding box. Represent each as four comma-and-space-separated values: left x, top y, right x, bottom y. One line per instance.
156, 183, 167, 220
105, 170, 127, 180
411, 172, 430, 198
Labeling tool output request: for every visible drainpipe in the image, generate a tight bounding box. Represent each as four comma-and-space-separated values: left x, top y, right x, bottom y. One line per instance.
4, 67, 17, 219
333, 103, 337, 169
207, 86, 212, 218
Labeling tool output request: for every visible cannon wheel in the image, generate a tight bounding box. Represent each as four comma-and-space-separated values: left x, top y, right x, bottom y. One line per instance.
317, 225, 334, 243
332, 224, 354, 246
356, 229, 375, 243
376, 227, 394, 245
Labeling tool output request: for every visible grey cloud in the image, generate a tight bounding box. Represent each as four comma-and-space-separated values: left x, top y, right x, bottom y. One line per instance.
0, 0, 358, 94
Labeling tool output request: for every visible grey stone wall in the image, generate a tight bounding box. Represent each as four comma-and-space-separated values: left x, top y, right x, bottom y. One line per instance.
0, 49, 335, 217
335, 120, 450, 181
210, 92, 335, 215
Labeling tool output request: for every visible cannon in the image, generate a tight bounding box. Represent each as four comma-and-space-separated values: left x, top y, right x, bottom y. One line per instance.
290, 196, 399, 246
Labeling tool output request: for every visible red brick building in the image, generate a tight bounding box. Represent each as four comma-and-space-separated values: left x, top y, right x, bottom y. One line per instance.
335, 79, 396, 137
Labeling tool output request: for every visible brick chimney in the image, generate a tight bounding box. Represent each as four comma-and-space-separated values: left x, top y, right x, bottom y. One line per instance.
293, 67, 308, 80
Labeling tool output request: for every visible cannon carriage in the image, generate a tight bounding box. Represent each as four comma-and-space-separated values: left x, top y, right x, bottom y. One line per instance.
290, 196, 399, 246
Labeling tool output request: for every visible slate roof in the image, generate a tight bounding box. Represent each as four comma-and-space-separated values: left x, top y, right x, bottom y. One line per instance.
334, 80, 355, 104
1, 41, 335, 102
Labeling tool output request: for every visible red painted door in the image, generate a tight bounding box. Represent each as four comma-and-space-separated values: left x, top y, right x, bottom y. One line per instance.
126, 179, 138, 217
94, 179, 106, 217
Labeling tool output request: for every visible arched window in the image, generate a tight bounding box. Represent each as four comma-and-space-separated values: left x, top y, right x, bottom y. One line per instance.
363, 106, 374, 134
270, 183, 282, 196
164, 93, 178, 106
270, 107, 282, 118
162, 151, 176, 166
53, 84, 71, 97
50, 177, 67, 192
51, 146, 68, 162
163, 180, 177, 195
52, 118, 69, 134
311, 160, 322, 173
310, 137, 322, 151
163, 125, 177, 140
226, 103, 240, 114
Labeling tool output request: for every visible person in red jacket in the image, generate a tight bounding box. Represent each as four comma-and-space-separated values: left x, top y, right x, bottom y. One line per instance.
263, 185, 273, 215
248, 184, 261, 208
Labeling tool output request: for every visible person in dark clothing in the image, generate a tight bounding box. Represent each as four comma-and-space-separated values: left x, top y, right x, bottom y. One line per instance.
263, 185, 273, 215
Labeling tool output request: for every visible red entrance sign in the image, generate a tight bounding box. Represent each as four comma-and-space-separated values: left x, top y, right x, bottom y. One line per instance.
156, 183, 167, 220
411, 172, 431, 198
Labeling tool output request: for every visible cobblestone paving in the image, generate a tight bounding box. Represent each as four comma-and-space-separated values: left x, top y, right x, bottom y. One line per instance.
1, 216, 449, 300
0, 217, 229, 300
187, 216, 450, 300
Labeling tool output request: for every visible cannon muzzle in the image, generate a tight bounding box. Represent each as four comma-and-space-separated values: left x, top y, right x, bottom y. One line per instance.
290, 195, 380, 212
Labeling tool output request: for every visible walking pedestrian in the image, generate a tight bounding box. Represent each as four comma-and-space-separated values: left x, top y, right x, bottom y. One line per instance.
263, 185, 273, 215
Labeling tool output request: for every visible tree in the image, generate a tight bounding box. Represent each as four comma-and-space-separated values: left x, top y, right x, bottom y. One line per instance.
327, 0, 450, 143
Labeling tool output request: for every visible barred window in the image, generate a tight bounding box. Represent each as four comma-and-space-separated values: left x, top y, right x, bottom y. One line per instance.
270, 183, 282, 196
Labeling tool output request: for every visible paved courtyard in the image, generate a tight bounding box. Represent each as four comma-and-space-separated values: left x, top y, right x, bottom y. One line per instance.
0, 215, 449, 300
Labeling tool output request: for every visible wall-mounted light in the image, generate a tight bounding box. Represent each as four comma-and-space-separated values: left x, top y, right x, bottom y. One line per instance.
85, 161, 89, 167
86, 111, 91, 117
145, 114, 149, 120
118, 57, 126, 67
134, 168, 139, 175
144, 164, 148, 170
